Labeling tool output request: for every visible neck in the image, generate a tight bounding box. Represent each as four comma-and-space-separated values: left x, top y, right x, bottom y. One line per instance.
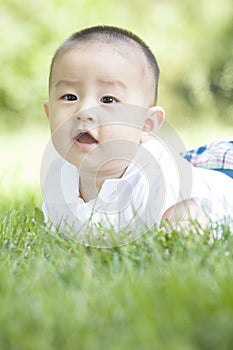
79, 166, 128, 202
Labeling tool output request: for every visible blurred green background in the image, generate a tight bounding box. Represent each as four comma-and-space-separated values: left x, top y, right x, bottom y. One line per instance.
1, 0, 233, 191
1, 0, 233, 130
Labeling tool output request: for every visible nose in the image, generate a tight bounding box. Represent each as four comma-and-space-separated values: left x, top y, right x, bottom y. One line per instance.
76, 114, 94, 122
75, 111, 96, 123
74, 99, 98, 123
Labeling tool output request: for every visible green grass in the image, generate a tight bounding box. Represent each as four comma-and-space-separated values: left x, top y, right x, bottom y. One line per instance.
1, 188, 233, 350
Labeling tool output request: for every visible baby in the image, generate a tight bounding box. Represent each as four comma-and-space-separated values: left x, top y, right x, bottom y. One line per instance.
42, 25, 233, 245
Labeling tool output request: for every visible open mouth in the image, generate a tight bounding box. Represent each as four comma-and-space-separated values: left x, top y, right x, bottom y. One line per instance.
74, 131, 98, 145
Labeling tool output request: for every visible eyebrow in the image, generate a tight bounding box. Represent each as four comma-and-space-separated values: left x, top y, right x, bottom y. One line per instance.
96, 79, 127, 89
54, 79, 78, 88
54, 79, 127, 89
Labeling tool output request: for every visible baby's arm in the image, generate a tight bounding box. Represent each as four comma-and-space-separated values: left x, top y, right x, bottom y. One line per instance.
161, 199, 209, 228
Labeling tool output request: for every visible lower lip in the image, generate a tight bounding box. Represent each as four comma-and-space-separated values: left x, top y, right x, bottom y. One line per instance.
74, 140, 98, 152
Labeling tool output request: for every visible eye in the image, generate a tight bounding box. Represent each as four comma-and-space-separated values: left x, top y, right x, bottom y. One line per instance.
61, 94, 78, 101
100, 96, 118, 104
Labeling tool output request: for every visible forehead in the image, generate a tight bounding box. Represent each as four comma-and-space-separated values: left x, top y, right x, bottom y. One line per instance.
51, 40, 151, 82
62, 37, 147, 60
49, 40, 156, 105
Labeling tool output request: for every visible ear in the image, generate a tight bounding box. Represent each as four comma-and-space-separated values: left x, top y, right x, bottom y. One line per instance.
140, 106, 165, 143
43, 100, 50, 119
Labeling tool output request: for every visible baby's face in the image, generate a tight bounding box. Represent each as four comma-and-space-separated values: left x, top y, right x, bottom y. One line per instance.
45, 43, 155, 175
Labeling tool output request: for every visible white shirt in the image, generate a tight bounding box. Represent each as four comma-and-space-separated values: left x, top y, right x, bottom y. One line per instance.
42, 139, 233, 244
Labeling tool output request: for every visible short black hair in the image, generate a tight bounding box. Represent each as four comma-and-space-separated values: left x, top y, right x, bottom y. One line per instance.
49, 25, 160, 103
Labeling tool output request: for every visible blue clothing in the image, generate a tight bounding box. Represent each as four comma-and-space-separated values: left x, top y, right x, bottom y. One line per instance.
181, 140, 233, 179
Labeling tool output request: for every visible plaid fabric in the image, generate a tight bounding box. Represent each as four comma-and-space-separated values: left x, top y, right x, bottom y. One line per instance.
181, 140, 233, 175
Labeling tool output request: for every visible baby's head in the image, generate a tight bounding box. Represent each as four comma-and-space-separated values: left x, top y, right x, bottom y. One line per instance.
49, 25, 160, 105
44, 26, 164, 174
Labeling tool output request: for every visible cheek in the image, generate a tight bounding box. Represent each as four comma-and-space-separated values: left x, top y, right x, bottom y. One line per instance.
51, 114, 71, 130
49, 105, 74, 133
101, 125, 142, 142
118, 126, 142, 143
49, 101, 73, 125
50, 121, 73, 157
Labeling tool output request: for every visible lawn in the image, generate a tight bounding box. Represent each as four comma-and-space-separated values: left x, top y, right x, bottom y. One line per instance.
1, 188, 233, 350
1, 128, 233, 350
